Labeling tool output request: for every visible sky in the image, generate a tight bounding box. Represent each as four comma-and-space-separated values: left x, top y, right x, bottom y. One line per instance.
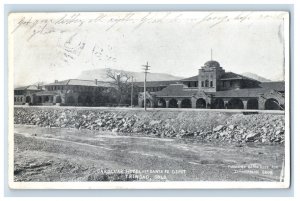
9, 11, 289, 87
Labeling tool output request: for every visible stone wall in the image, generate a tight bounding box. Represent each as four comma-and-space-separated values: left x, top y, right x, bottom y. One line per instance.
14, 107, 285, 144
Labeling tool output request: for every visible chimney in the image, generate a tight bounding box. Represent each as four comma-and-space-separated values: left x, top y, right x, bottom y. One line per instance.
95, 79, 98, 85
55, 80, 58, 83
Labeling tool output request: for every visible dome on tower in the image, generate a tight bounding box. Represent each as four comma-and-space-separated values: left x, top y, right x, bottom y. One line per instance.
204, 60, 220, 68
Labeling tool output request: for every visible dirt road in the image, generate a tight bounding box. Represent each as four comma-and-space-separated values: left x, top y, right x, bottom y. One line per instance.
14, 125, 284, 182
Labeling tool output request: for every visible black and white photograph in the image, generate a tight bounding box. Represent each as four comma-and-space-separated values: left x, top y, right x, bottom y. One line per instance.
8, 11, 290, 189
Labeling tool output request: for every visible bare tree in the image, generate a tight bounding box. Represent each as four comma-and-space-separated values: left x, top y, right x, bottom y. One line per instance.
106, 69, 132, 105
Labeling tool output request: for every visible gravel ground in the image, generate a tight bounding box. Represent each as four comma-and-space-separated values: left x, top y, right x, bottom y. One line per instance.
14, 125, 285, 182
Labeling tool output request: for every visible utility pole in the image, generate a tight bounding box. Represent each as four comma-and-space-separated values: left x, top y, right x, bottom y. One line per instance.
131, 76, 134, 108
142, 61, 150, 111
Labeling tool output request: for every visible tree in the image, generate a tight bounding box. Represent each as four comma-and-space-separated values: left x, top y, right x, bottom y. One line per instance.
106, 69, 133, 105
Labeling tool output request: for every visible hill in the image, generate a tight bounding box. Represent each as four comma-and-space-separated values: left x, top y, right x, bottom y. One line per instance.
77, 68, 183, 82
241, 72, 271, 82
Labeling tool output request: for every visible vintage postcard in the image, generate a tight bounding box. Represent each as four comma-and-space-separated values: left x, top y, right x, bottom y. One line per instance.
8, 11, 290, 189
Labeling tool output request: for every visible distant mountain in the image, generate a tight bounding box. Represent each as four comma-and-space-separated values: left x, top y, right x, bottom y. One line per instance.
241, 72, 271, 82
77, 68, 184, 82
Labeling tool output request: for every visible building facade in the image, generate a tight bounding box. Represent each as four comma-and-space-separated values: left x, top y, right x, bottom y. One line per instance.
138, 60, 285, 110
14, 79, 112, 106
14, 60, 285, 110
14, 85, 43, 105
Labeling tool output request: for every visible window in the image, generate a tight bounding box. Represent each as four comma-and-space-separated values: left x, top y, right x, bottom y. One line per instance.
14, 97, 16, 102
188, 82, 191, 87
201, 81, 204, 87
205, 80, 209, 87
230, 81, 233, 87
20, 97, 23, 102
210, 81, 213, 87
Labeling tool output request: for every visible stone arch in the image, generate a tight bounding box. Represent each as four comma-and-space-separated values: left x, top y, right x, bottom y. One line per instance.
228, 98, 244, 109
66, 96, 75, 104
142, 99, 151, 108
44, 96, 50, 103
85, 96, 93, 106
25, 96, 31, 103
181, 99, 192, 108
78, 96, 84, 104
265, 98, 281, 110
196, 98, 206, 108
169, 98, 178, 108
247, 99, 258, 110
157, 98, 166, 108
56, 96, 62, 103
212, 98, 225, 109
37, 96, 42, 103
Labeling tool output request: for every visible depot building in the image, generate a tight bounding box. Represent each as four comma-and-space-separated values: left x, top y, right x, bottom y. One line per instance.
138, 60, 285, 110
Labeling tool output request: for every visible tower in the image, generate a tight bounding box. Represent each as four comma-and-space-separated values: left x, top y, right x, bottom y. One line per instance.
198, 60, 225, 92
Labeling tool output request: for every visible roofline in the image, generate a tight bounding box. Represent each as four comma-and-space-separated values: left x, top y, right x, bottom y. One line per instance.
155, 95, 193, 98
45, 79, 112, 87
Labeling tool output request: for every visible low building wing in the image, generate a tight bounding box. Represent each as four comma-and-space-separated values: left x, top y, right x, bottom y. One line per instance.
155, 84, 197, 97
259, 82, 285, 92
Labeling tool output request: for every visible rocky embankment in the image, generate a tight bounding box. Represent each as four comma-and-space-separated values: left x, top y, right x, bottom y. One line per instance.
14, 107, 285, 144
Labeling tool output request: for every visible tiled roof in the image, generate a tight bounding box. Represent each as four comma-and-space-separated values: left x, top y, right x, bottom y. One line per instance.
154, 81, 285, 98
204, 60, 221, 68
259, 82, 285, 91
220, 72, 259, 82
14, 85, 41, 91
134, 80, 179, 88
212, 88, 268, 98
34, 91, 59, 96
211, 81, 285, 98
155, 84, 198, 97
180, 75, 198, 81
46, 79, 112, 87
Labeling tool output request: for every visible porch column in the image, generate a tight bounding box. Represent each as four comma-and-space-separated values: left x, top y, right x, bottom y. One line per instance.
243, 100, 247, 110
150, 101, 154, 108
177, 100, 182, 108
258, 97, 265, 110
224, 100, 228, 109
166, 100, 169, 108
191, 98, 196, 108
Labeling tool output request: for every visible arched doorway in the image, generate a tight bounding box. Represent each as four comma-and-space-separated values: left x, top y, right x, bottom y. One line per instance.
169, 99, 178, 108
142, 99, 151, 108
37, 96, 42, 103
196, 98, 206, 108
67, 96, 75, 105
247, 99, 258, 110
78, 96, 84, 105
44, 96, 49, 103
265, 98, 281, 110
157, 98, 166, 108
228, 98, 244, 109
212, 98, 225, 109
85, 96, 93, 106
181, 99, 192, 108
56, 96, 62, 103
25, 96, 31, 103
